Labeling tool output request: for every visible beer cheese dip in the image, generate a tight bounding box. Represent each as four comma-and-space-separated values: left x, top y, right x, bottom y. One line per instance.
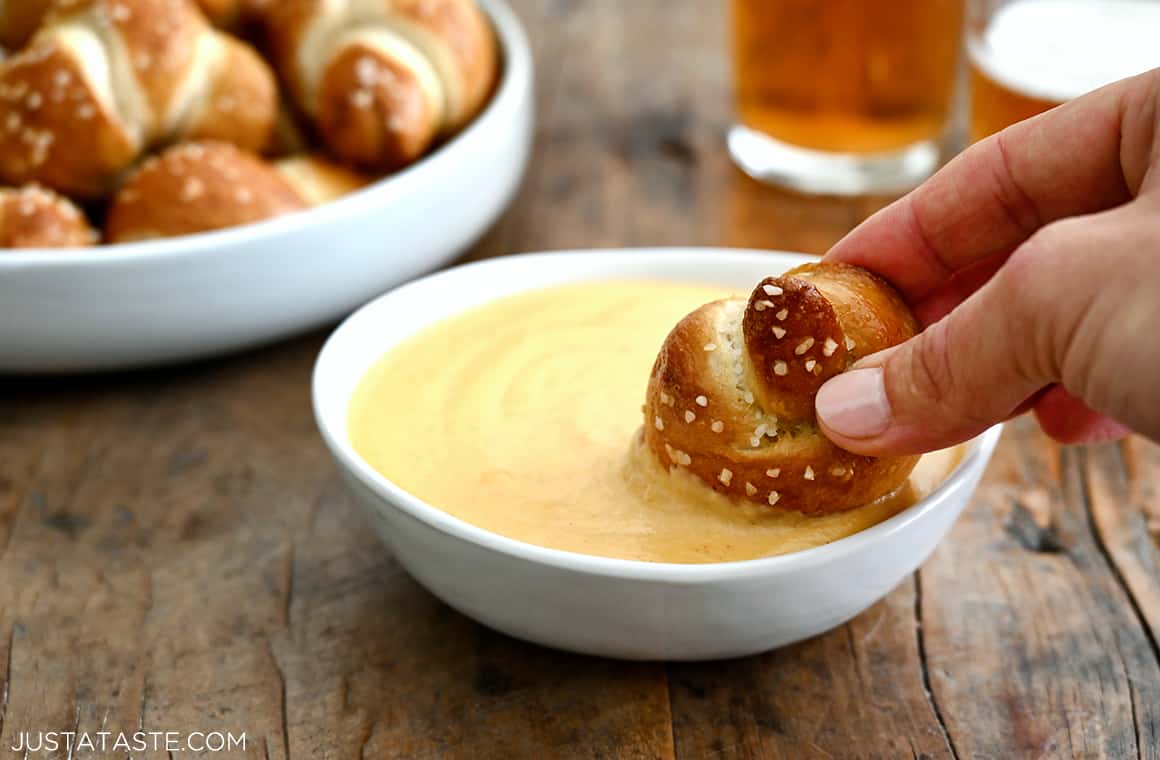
348, 281, 962, 564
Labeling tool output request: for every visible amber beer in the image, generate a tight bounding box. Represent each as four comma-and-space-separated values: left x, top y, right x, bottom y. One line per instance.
969, 62, 1059, 143
968, 0, 1160, 142
732, 0, 964, 154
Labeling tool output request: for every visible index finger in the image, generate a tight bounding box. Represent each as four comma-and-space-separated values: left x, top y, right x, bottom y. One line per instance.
825, 68, 1159, 302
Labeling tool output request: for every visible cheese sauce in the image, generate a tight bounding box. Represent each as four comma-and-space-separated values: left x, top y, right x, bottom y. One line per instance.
349, 281, 962, 563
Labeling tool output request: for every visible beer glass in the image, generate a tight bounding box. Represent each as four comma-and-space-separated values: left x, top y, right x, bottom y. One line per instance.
729, 0, 965, 196
969, 0, 1160, 142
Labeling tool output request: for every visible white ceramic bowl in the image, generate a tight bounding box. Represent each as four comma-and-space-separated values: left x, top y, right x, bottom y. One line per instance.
0, 0, 532, 373
313, 249, 1002, 661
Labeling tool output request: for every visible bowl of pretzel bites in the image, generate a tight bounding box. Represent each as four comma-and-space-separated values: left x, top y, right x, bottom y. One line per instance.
0, 0, 531, 371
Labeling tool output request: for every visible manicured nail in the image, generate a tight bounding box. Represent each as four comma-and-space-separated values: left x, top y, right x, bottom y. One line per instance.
816, 368, 892, 439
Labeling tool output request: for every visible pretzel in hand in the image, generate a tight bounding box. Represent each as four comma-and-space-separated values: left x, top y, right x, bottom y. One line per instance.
267, 0, 497, 171
0, 0, 278, 199
642, 263, 920, 515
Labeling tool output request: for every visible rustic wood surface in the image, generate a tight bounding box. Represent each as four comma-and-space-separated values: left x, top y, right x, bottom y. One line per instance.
2, 1, 1159, 757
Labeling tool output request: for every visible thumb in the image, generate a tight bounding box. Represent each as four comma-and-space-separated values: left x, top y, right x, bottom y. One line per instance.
813, 318, 1038, 456
814, 210, 1136, 456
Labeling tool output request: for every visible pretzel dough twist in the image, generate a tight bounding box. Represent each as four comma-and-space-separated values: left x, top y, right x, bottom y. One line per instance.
104, 140, 368, 241
0, 0, 277, 198
643, 262, 920, 515
0, 184, 95, 247
267, 0, 497, 170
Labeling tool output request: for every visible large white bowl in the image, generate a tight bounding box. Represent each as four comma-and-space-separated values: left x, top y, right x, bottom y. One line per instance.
0, 0, 532, 373
313, 249, 1002, 661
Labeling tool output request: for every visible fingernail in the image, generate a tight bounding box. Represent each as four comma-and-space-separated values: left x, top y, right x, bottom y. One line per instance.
816, 368, 892, 439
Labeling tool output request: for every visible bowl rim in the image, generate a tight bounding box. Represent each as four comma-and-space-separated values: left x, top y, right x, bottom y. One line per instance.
313, 247, 1004, 582
0, 0, 530, 268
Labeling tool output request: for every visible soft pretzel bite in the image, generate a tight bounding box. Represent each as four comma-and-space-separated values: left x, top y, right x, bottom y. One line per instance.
104, 141, 306, 242
642, 262, 920, 515
0, 184, 95, 247
0, 0, 278, 198
104, 141, 369, 242
266, 0, 497, 171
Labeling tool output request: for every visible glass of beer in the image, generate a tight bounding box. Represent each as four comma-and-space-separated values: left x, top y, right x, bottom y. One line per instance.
969, 0, 1160, 142
729, 0, 965, 196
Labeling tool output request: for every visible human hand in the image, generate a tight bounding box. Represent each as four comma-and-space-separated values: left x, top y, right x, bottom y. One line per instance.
815, 68, 1160, 456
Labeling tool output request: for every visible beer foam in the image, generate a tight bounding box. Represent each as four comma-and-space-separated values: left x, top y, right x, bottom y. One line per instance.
969, 0, 1160, 102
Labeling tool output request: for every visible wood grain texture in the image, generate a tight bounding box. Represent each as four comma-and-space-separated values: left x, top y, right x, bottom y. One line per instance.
0, 352, 676, 760
1087, 439, 1160, 646
918, 420, 1160, 759
668, 580, 955, 759
1, 1, 1158, 758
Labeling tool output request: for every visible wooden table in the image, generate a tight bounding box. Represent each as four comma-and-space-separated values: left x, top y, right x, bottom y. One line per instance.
3, 2, 1160, 757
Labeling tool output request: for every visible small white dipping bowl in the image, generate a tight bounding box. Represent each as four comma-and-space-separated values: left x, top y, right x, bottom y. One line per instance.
313, 249, 1002, 661
0, 0, 531, 373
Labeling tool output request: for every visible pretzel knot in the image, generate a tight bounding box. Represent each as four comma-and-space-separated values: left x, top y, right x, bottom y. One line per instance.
642, 262, 920, 515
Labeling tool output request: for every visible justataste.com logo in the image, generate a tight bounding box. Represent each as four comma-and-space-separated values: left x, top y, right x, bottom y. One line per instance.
11, 730, 247, 753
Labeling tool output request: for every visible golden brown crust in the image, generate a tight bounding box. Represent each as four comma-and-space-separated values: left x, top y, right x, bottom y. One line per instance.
0, 0, 278, 198
642, 262, 920, 516
104, 141, 307, 242
262, 0, 317, 105
175, 33, 277, 152
0, 0, 57, 50
314, 37, 442, 170
50, 0, 206, 135
0, 37, 144, 198
0, 184, 95, 247
387, 0, 497, 130
265, 0, 496, 169
192, 0, 275, 32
